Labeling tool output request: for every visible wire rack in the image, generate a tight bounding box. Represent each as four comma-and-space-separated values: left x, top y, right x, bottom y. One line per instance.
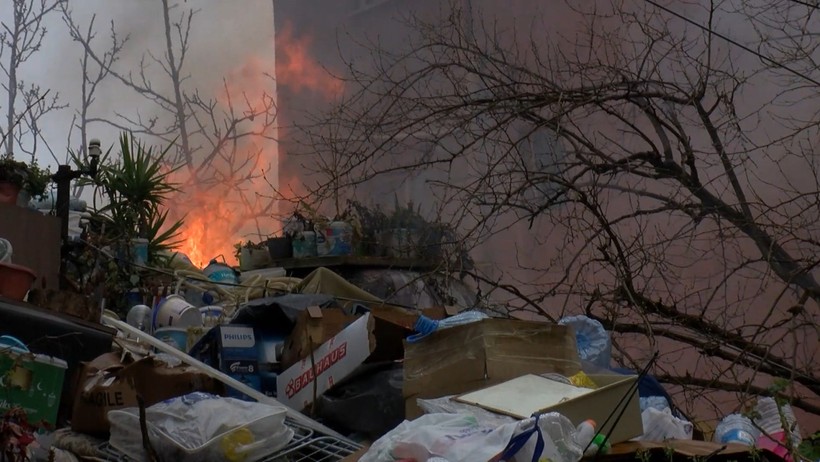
260, 436, 361, 462
95, 418, 360, 462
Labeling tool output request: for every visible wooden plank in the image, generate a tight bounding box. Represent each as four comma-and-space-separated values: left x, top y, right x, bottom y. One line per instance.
0, 203, 61, 290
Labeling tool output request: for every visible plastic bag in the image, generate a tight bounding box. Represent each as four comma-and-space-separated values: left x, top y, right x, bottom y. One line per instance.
500, 413, 584, 462
359, 413, 518, 462
634, 407, 693, 441
417, 396, 517, 427
109, 392, 292, 462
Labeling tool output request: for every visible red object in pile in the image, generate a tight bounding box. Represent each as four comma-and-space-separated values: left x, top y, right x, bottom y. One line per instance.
0, 262, 36, 301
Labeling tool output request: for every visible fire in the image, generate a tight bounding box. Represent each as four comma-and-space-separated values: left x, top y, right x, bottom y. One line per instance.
171, 26, 342, 269
275, 24, 344, 98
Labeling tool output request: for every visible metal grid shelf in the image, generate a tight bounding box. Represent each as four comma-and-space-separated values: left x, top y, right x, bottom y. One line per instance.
260, 436, 361, 462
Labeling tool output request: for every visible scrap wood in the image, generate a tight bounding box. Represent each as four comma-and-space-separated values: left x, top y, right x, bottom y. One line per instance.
587, 440, 775, 462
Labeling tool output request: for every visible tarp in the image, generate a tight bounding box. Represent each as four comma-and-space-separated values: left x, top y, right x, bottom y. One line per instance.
297, 267, 383, 305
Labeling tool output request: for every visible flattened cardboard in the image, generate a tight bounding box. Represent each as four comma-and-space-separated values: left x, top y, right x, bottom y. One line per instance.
403, 319, 581, 419
277, 314, 375, 411
70, 353, 224, 435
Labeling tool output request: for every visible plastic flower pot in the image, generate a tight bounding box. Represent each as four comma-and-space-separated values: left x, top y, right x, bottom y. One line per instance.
0, 181, 21, 205
0, 262, 36, 301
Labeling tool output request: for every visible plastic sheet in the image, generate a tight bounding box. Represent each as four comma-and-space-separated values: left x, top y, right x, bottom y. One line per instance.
359, 413, 518, 462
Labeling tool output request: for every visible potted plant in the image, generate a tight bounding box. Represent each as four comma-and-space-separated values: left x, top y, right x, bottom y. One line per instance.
0, 158, 51, 207
385, 198, 427, 258
0, 158, 28, 205
235, 240, 272, 271
19, 159, 51, 206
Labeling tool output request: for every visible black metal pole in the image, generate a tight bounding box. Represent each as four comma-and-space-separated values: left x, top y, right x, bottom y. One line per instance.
53, 165, 78, 290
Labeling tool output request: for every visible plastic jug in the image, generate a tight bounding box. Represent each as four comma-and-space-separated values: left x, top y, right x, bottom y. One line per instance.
559, 314, 612, 368
714, 414, 759, 446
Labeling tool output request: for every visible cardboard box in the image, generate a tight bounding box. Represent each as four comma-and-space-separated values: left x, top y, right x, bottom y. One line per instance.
403, 319, 580, 418
277, 313, 375, 411
188, 325, 266, 400
367, 305, 447, 362
281, 307, 357, 369
70, 353, 224, 435
455, 373, 642, 444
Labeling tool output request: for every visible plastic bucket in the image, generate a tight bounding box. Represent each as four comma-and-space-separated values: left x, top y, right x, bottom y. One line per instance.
204, 260, 238, 285
153, 295, 203, 330
199, 306, 224, 327
153, 327, 188, 351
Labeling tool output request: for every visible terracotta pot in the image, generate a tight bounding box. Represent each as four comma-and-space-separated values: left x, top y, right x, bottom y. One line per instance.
0, 181, 21, 205
0, 262, 36, 301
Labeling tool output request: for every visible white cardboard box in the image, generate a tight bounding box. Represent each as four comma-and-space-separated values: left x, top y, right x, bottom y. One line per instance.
277, 313, 374, 411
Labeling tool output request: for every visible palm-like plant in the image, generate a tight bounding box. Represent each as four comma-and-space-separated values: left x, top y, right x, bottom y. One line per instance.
79, 132, 184, 260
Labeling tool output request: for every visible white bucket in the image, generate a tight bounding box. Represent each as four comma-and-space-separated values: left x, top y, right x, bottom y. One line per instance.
199, 306, 225, 327
153, 295, 203, 330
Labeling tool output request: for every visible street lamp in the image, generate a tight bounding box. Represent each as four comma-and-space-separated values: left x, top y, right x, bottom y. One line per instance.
52, 139, 101, 289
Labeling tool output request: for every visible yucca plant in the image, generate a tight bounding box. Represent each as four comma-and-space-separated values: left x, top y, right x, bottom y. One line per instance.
79, 132, 184, 260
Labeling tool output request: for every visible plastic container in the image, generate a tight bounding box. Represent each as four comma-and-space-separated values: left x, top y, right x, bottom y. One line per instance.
154, 327, 189, 351
753, 397, 801, 458
0, 261, 36, 301
126, 304, 153, 332
199, 306, 224, 328
153, 294, 204, 330
558, 315, 612, 369
0, 335, 67, 428
326, 221, 353, 256
131, 238, 149, 265
406, 310, 489, 343
291, 230, 317, 258
204, 258, 239, 285
0, 237, 12, 263
714, 414, 759, 446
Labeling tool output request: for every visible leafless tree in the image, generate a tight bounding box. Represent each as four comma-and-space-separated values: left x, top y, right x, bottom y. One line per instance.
0, 0, 65, 162
299, 0, 820, 424
63, 0, 279, 241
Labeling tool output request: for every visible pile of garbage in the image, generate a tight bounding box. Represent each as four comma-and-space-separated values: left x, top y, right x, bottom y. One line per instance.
0, 265, 812, 462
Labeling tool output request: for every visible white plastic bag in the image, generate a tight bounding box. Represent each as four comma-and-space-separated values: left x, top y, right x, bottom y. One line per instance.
417, 396, 517, 427
500, 413, 583, 462
635, 407, 693, 441
360, 413, 518, 462
109, 392, 292, 462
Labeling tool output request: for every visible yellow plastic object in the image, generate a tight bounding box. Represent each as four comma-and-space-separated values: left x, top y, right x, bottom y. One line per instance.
569, 371, 598, 389
220, 427, 255, 462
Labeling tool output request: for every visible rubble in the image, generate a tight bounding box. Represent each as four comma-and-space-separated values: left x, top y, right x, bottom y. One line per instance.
0, 254, 810, 461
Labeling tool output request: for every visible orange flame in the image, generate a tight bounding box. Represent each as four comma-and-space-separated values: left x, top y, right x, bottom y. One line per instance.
171, 28, 341, 269
276, 24, 344, 98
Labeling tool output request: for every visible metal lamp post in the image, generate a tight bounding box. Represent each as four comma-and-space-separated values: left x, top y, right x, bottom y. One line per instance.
52, 139, 101, 289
